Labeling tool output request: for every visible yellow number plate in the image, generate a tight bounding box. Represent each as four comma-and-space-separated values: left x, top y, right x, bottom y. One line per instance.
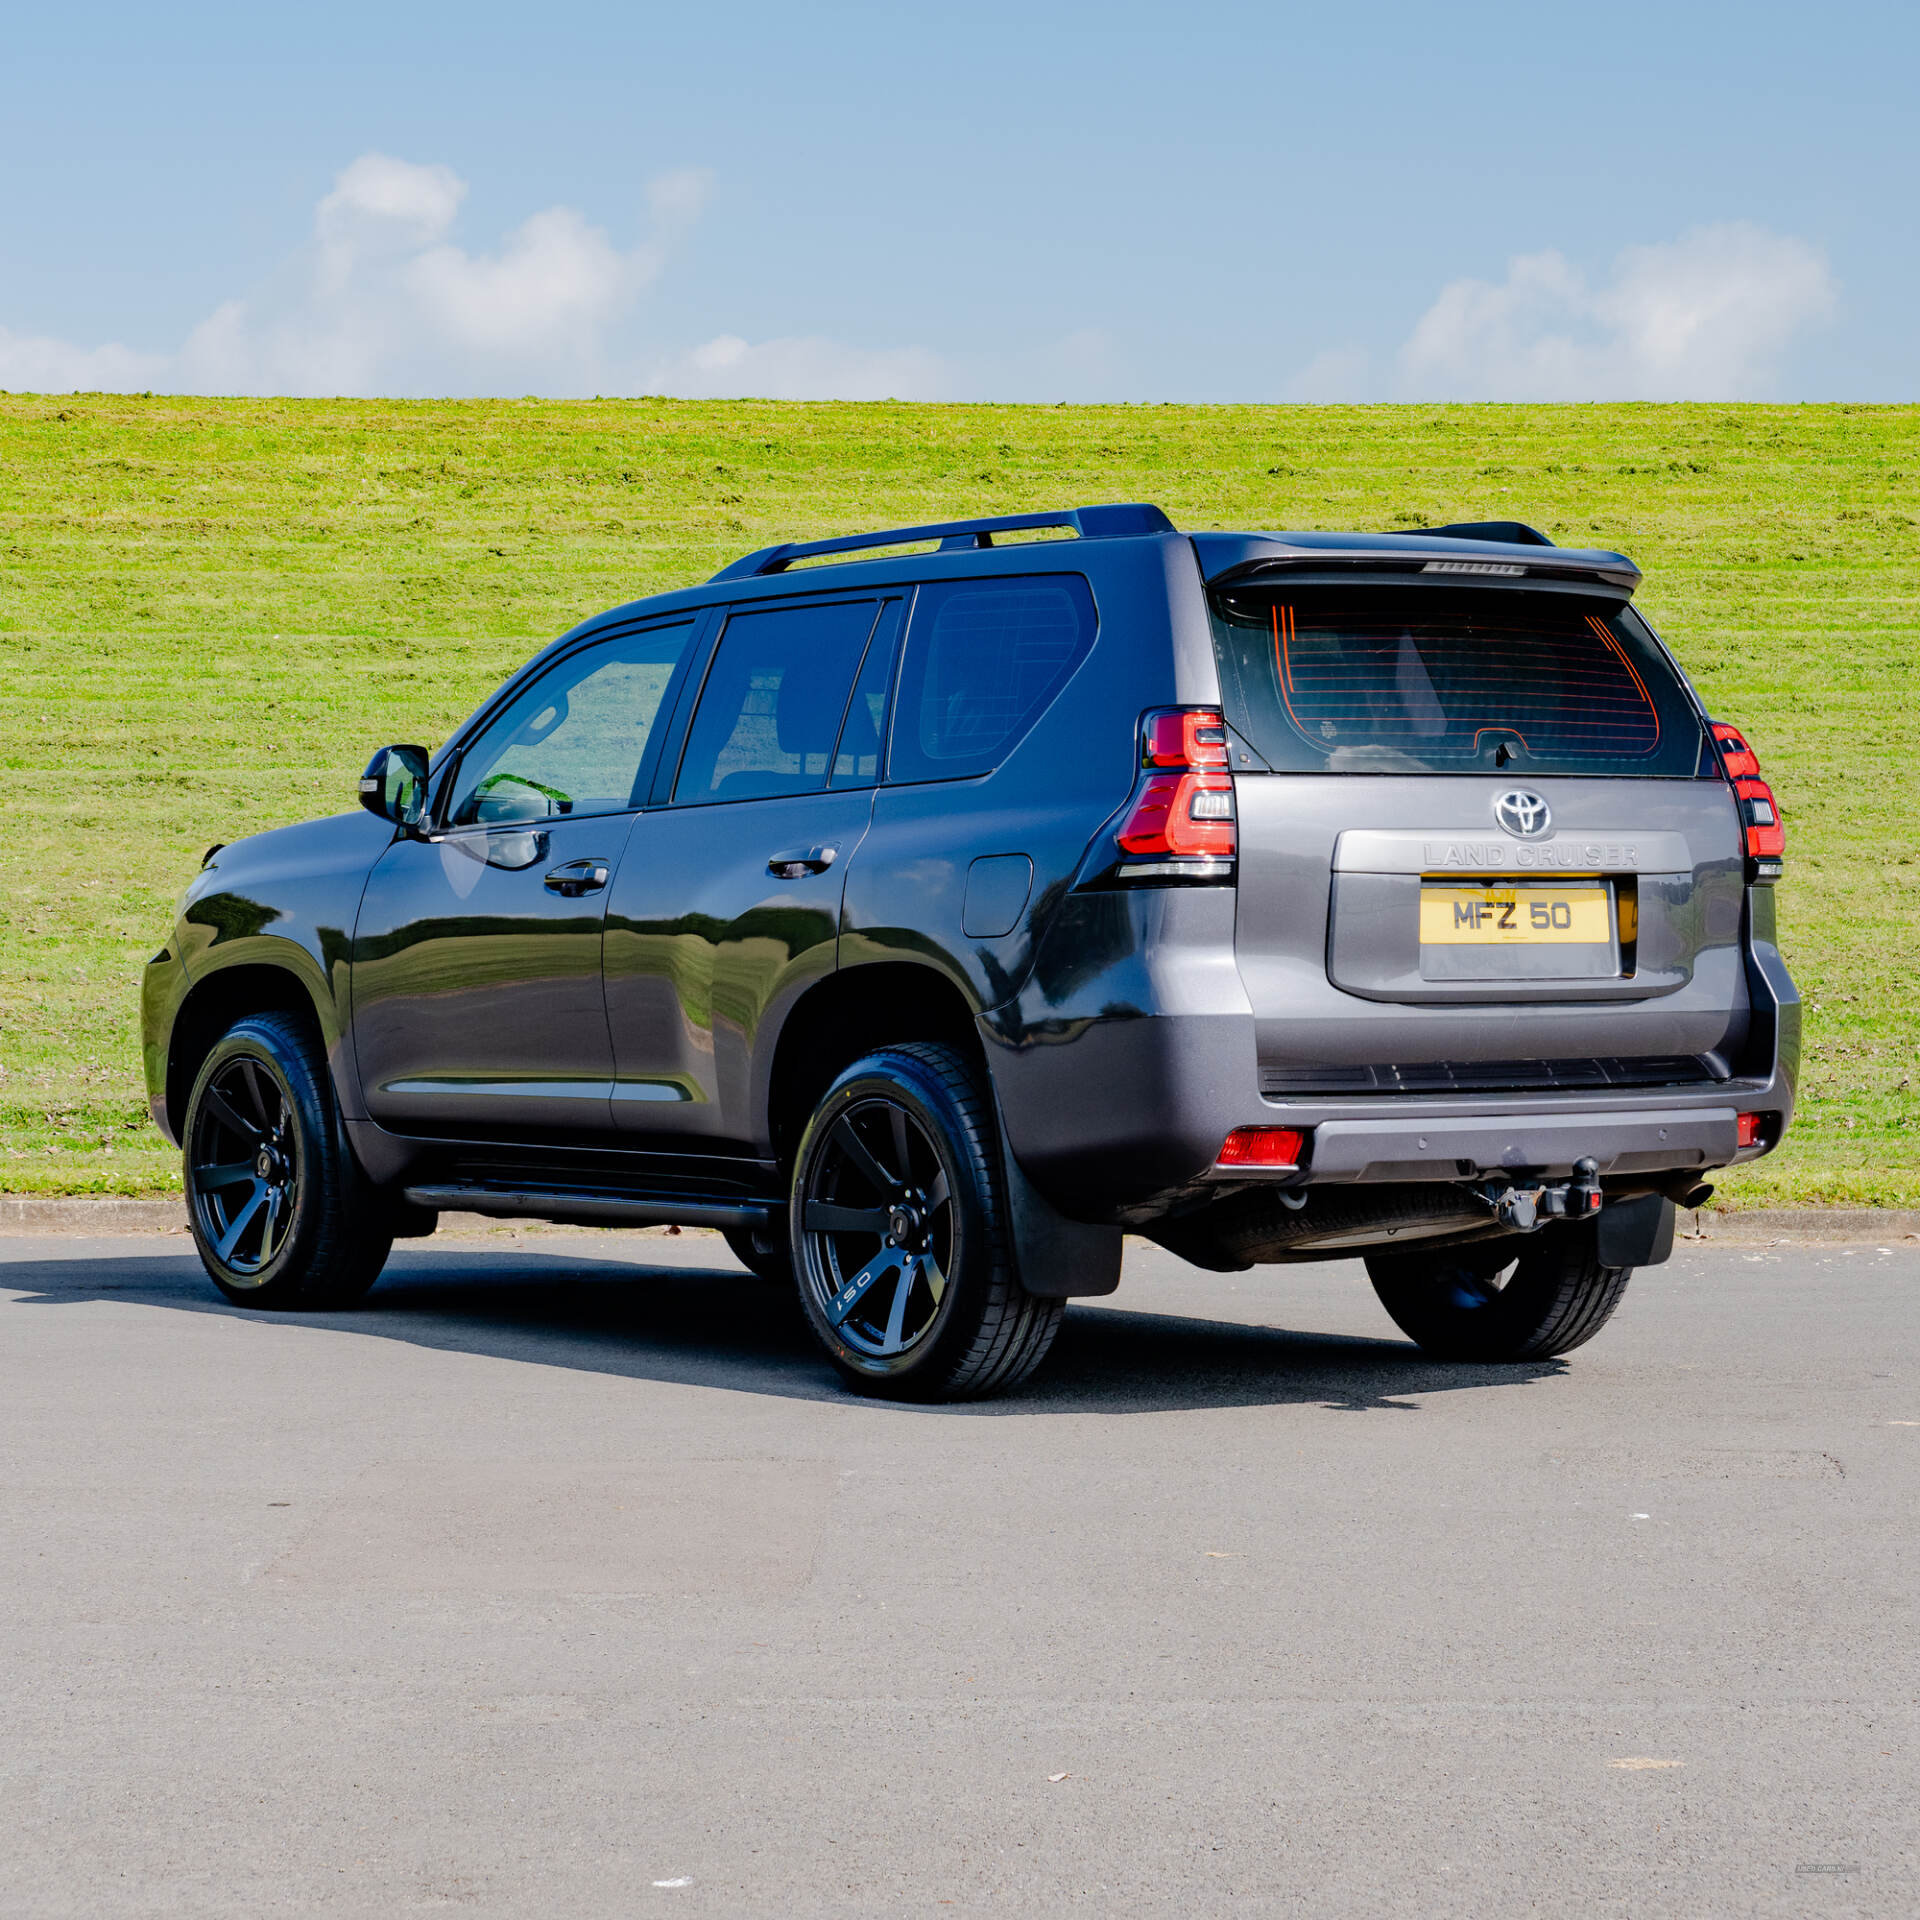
1420, 885, 1612, 946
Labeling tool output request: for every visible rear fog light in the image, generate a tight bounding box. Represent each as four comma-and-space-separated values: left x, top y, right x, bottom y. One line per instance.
1217, 1126, 1307, 1170
1736, 1112, 1763, 1148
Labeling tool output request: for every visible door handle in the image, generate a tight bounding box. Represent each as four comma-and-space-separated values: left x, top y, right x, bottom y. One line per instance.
767, 845, 837, 879
544, 859, 611, 897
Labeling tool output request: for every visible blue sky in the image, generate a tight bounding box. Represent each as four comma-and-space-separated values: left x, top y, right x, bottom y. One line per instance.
2, 0, 1913, 400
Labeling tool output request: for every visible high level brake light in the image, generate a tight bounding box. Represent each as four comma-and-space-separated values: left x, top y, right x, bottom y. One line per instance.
1113, 707, 1236, 881
1711, 722, 1785, 882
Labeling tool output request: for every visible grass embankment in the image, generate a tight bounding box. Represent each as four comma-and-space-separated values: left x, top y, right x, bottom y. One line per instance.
0, 396, 1913, 1203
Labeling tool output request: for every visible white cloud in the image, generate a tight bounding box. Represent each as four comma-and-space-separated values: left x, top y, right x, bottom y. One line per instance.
0, 152, 961, 401
3, 153, 723, 398
405, 205, 644, 356
0, 325, 165, 392
652, 332, 952, 401
644, 166, 715, 232
178, 153, 689, 395
1282, 345, 1372, 403
1396, 222, 1836, 401
315, 152, 466, 294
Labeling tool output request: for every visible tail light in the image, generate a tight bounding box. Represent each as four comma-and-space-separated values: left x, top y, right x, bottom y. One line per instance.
1711, 723, 1784, 882
1143, 709, 1229, 769
1217, 1126, 1307, 1170
1113, 708, 1236, 880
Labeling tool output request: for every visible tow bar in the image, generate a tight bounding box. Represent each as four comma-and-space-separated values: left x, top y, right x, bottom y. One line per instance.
1478, 1156, 1604, 1233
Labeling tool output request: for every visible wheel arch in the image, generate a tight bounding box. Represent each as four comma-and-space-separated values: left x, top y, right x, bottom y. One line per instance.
163, 957, 340, 1145
763, 961, 985, 1168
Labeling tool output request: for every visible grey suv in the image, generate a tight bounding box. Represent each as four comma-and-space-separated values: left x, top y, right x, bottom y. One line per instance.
142, 503, 1797, 1398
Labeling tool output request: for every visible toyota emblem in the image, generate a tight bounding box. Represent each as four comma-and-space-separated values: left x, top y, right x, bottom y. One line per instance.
1493, 788, 1552, 838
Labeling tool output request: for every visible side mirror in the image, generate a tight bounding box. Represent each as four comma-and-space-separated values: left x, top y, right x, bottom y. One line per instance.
358, 745, 430, 829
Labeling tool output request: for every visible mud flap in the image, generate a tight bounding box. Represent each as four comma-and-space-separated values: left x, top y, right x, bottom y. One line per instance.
1596, 1193, 1676, 1269
991, 1087, 1123, 1297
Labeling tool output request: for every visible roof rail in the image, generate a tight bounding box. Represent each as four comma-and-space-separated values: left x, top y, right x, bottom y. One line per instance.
1390, 519, 1555, 548
708, 502, 1175, 582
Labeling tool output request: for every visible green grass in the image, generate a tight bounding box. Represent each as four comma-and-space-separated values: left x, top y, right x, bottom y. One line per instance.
1, 395, 1914, 1205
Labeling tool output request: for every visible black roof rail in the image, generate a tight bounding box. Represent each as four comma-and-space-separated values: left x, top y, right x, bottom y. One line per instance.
1388, 519, 1556, 548
709, 502, 1175, 582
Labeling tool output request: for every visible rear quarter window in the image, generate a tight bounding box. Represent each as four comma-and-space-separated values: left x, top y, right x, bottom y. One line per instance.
888, 574, 1097, 783
1209, 585, 1706, 778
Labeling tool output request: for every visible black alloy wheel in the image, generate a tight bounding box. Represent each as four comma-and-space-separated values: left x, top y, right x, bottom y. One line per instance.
188, 1054, 300, 1275
790, 1043, 1062, 1400
183, 1011, 393, 1309
804, 1096, 954, 1360
1366, 1225, 1633, 1362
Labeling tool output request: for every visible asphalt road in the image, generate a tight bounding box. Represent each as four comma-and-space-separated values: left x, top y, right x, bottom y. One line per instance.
3, 1227, 1917, 1918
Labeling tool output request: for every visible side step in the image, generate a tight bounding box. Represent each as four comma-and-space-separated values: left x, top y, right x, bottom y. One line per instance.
403, 1184, 773, 1233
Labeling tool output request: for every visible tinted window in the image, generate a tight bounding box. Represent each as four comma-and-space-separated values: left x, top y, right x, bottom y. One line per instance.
831, 600, 905, 787
889, 575, 1097, 784
446, 623, 695, 826
1209, 587, 1706, 778
674, 599, 878, 804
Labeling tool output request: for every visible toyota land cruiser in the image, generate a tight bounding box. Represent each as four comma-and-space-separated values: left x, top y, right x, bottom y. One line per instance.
142, 503, 1797, 1397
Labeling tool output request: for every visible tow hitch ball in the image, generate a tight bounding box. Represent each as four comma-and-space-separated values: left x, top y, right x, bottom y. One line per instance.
1480, 1157, 1605, 1233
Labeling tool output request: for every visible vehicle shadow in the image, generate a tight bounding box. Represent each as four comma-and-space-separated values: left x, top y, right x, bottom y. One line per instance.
1, 1241, 1566, 1416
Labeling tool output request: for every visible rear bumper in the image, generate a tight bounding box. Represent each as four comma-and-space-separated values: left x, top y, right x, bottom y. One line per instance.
994, 1014, 1791, 1219
1299, 1103, 1745, 1184
985, 884, 1798, 1227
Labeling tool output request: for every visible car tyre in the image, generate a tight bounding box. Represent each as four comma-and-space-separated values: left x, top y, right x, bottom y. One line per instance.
789, 1042, 1062, 1400
1366, 1226, 1632, 1361
183, 1011, 392, 1309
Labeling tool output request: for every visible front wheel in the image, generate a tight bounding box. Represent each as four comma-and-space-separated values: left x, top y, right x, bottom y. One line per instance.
1366, 1227, 1632, 1361
183, 1012, 392, 1309
789, 1043, 1062, 1400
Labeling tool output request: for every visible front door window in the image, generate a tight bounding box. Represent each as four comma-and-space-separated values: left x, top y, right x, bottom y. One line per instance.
447, 625, 693, 826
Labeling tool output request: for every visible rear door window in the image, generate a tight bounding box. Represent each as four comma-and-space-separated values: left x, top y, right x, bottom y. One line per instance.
673, 598, 879, 804
1209, 586, 1706, 777
831, 600, 906, 787
888, 575, 1097, 783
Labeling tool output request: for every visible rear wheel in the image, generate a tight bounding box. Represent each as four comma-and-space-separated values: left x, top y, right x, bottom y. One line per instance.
1366, 1227, 1631, 1361
789, 1043, 1062, 1400
183, 1012, 392, 1309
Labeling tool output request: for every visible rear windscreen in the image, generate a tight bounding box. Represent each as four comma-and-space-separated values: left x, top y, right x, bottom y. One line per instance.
1208, 586, 1707, 777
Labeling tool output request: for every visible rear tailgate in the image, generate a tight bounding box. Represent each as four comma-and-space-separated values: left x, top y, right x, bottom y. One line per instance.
1208, 577, 1750, 1096
1233, 774, 1747, 1093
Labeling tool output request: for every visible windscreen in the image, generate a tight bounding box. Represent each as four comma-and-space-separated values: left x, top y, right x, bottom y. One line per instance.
1209, 585, 1707, 778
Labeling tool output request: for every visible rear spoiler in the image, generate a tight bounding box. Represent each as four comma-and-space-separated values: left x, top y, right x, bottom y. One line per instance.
1193, 529, 1641, 595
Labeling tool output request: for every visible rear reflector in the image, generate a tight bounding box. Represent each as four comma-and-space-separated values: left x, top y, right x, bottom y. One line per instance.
1216, 1126, 1307, 1170
1736, 1111, 1762, 1148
